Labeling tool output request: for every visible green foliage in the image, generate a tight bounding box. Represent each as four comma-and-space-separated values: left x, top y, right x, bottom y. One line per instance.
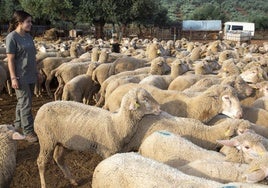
189, 4, 226, 21
0, 0, 21, 23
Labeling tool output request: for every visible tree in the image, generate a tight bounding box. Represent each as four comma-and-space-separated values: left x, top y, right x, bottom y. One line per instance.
190, 4, 226, 21
0, 0, 21, 23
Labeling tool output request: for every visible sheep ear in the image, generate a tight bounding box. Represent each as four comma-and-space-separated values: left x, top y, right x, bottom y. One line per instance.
12, 132, 26, 140
129, 101, 140, 111
244, 169, 266, 183
216, 139, 240, 147
221, 95, 230, 102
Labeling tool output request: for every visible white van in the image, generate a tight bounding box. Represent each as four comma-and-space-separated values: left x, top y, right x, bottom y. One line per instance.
224, 22, 255, 36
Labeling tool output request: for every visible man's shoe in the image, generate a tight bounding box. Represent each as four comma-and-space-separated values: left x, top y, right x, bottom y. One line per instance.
25, 133, 38, 143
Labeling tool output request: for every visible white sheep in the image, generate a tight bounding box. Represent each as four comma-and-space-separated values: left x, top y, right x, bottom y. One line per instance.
123, 112, 250, 152
61, 62, 100, 104
92, 56, 148, 85
95, 57, 170, 107
252, 96, 268, 111
139, 130, 225, 167
92, 152, 223, 188
37, 57, 74, 98
53, 62, 91, 100
105, 83, 242, 123
178, 154, 268, 184
139, 59, 189, 90
34, 88, 161, 188
0, 124, 25, 187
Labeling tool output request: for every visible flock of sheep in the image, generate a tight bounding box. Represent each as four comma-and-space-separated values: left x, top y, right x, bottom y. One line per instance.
0, 34, 268, 188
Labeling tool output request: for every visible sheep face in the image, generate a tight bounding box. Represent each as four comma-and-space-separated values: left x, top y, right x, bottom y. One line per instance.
240, 67, 265, 83
217, 132, 267, 162
243, 153, 268, 183
221, 94, 242, 119
0, 124, 25, 140
125, 88, 161, 116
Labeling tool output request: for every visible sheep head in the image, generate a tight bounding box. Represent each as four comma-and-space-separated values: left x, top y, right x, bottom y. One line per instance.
0, 124, 25, 141
206, 85, 242, 119
121, 88, 161, 116
243, 153, 268, 183
217, 132, 267, 162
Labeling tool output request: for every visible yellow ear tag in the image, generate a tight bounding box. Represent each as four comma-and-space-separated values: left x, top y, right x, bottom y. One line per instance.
225, 129, 230, 136
135, 102, 140, 109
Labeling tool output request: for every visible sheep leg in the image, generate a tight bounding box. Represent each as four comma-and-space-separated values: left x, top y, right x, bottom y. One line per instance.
45, 74, 55, 98
6, 80, 13, 96
54, 85, 64, 101
53, 145, 78, 186
37, 144, 54, 188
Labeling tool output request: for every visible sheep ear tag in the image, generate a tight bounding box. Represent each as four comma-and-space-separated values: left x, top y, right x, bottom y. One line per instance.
224, 129, 231, 136
129, 102, 140, 111
12, 132, 26, 140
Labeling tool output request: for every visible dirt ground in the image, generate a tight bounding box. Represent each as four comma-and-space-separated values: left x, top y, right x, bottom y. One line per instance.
0, 92, 102, 188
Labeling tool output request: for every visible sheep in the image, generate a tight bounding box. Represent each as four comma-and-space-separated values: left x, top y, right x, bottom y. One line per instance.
139, 130, 225, 167
92, 56, 148, 85
178, 154, 268, 184
91, 47, 99, 62
240, 81, 268, 106
105, 84, 242, 123
34, 88, 161, 188
189, 46, 201, 61
168, 73, 217, 91
138, 59, 189, 90
252, 96, 268, 111
193, 61, 213, 75
53, 62, 91, 100
70, 42, 84, 58
122, 112, 250, 152
94, 57, 170, 107
61, 62, 100, 104
104, 74, 148, 103
98, 48, 109, 63
0, 124, 25, 188
37, 57, 74, 98
92, 152, 224, 188
218, 50, 239, 64
183, 75, 253, 100
146, 43, 160, 60
242, 106, 268, 127
240, 66, 267, 84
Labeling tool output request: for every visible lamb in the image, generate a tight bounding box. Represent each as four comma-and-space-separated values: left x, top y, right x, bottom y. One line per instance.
92, 152, 223, 188
139, 59, 189, 90
61, 62, 100, 104
252, 96, 268, 111
98, 48, 109, 63
139, 130, 225, 167
168, 73, 217, 91
240, 81, 268, 106
123, 112, 250, 152
91, 47, 99, 62
92, 56, 148, 85
183, 75, 253, 100
242, 106, 268, 127
178, 153, 268, 184
105, 84, 242, 123
240, 66, 267, 84
37, 57, 74, 98
53, 62, 91, 100
95, 57, 170, 107
0, 124, 26, 188
146, 43, 160, 60
218, 132, 267, 164
34, 88, 161, 188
